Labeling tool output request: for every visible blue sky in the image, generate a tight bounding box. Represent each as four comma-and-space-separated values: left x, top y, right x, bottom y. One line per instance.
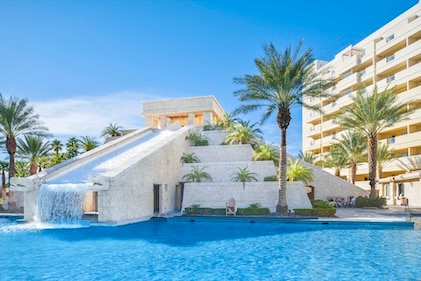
0, 0, 418, 156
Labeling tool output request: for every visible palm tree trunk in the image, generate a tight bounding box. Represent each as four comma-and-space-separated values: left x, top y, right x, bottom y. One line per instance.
368, 135, 377, 197
6, 136, 17, 209
335, 169, 341, 177
276, 127, 288, 214
351, 161, 357, 185
30, 162, 38, 175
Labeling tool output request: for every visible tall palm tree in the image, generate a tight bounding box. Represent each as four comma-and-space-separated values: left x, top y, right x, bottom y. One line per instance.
253, 142, 279, 166
16, 135, 51, 175
80, 136, 100, 152
101, 123, 123, 138
231, 166, 258, 189
225, 120, 263, 146
335, 88, 411, 197
233, 41, 332, 214
376, 143, 395, 179
51, 139, 63, 156
66, 137, 80, 158
286, 158, 313, 184
332, 131, 367, 184
0, 160, 8, 200
0, 94, 49, 179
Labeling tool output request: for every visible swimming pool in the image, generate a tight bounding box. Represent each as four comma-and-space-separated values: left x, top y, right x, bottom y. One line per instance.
1, 217, 420, 281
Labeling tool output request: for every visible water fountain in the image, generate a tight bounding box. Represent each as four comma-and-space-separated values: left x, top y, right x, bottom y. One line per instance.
36, 183, 87, 224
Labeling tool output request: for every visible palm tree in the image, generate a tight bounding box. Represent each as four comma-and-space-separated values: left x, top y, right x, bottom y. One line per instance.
298, 151, 317, 165
66, 137, 80, 158
332, 131, 367, 184
233, 41, 332, 214
335, 88, 411, 197
180, 152, 200, 164
182, 166, 212, 183
0, 160, 8, 200
287, 158, 313, 184
15, 161, 30, 178
397, 155, 421, 173
253, 142, 279, 166
185, 130, 209, 146
0, 94, 49, 180
80, 136, 99, 152
101, 123, 123, 138
225, 120, 263, 146
231, 166, 258, 189
16, 135, 51, 175
320, 146, 349, 177
376, 143, 395, 179
51, 139, 63, 156
216, 112, 239, 130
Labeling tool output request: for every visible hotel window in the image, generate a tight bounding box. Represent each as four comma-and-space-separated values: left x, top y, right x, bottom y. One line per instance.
386, 54, 395, 63
343, 89, 352, 96
386, 34, 395, 42
398, 183, 404, 196
360, 69, 366, 76
386, 75, 395, 83
388, 136, 395, 144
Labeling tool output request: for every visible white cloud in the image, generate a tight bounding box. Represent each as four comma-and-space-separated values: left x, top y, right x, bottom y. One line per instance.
33, 91, 162, 139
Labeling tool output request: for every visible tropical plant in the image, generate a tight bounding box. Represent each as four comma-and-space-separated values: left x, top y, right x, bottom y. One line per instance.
15, 161, 30, 178
334, 88, 412, 197
233, 41, 332, 214
320, 146, 349, 177
79, 136, 100, 152
253, 142, 279, 166
180, 152, 200, 164
286, 158, 313, 184
66, 137, 80, 158
225, 120, 263, 147
101, 123, 123, 138
16, 135, 51, 175
231, 166, 258, 189
182, 166, 212, 182
0, 160, 8, 200
376, 143, 395, 179
216, 112, 240, 130
50, 139, 63, 156
298, 151, 317, 165
332, 130, 367, 184
185, 130, 209, 146
0, 94, 49, 180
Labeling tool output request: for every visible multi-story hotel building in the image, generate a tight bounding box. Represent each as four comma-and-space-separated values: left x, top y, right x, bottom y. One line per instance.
302, 2, 421, 203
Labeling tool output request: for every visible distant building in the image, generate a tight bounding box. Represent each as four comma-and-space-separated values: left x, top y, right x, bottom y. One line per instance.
302, 2, 421, 205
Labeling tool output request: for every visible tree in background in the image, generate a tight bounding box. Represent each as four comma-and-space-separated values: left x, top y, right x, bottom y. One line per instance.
225, 120, 263, 146
231, 166, 258, 189
253, 142, 279, 166
16, 135, 51, 175
79, 136, 99, 152
298, 151, 317, 165
320, 146, 349, 177
376, 143, 395, 180
335, 88, 411, 197
286, 158, 313, 184
0, 160, 8, 200
101, 123, 123, 138
233, 41, 332, 214
66, 137, 80, 158
51, 139, 63, 156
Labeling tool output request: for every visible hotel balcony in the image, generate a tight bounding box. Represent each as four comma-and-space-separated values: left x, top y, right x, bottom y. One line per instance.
321, 118, 341, 132
335, 72, 359, 91
378, 131, 421, 151
376, 39, 421, 74
397, 85, 421, 103
377, 62, 421, 91
337, 54, 360, 75
376, 15, 421, 55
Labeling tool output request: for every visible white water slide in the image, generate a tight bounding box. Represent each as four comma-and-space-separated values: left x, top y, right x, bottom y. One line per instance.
11, 126, 189, 223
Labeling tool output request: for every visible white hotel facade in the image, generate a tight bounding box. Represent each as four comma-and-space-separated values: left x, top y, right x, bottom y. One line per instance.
302, 2, 421, 206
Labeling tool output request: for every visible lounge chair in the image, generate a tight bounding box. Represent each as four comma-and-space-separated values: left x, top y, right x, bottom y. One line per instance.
226, 198, 237, 216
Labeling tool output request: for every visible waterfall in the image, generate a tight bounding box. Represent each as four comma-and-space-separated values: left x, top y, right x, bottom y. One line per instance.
36, 183, 87, 224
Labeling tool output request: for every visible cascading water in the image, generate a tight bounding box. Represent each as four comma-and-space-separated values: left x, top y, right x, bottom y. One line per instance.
36, 183, 87, 224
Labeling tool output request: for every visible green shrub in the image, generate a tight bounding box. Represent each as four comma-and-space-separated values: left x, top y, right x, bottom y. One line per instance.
294, 208, 336, 217
237, 208, 270, 215
355, 196, 386, 208
310, 199, 333, 208
248, 202, 262, 209
263, 175, 278, 182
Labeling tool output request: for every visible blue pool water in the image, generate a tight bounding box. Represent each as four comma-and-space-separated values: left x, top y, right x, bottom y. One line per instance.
1, 217, 420, 281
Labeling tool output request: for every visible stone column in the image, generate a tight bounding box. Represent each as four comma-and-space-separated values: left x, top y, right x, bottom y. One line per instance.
188, 113, 195, 125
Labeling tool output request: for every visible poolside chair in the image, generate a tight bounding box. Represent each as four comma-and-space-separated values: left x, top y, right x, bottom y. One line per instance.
226, 198, 237, 216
